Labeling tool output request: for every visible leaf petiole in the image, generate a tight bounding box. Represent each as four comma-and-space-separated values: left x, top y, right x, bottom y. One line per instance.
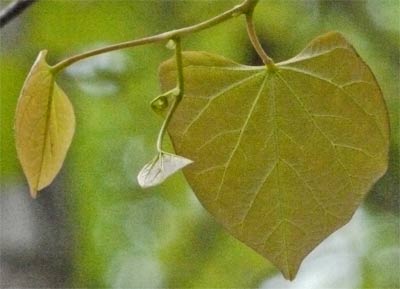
245, 5, 277, 70
156, 37, 184, 153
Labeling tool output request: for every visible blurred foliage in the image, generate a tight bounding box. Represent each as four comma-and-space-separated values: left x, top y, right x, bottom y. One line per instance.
0, 0, 398, 288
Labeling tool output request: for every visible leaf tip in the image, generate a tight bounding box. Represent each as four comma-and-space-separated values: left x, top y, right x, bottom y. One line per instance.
31, 50, 49, 69
285, 270, 297, 282
280, 263, 300, 281
39, 49, 48, 57
29, 187, 38, 199
137, 171, 152, 189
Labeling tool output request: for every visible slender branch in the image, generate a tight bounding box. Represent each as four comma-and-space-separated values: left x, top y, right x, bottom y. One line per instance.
245, 8, 276, 69
175, 38, 184, 101
0, 0, 36, 28
51, 0, 257, 73
156, 38, 184, 152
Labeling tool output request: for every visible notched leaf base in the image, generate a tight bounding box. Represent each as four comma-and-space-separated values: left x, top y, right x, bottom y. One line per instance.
159, 32, 389, 280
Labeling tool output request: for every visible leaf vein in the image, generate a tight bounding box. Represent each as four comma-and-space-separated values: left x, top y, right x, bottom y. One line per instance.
276, 73, 356, 191
278, 46, 351, 66
214, 73, 268, 202
195, 129, 240, 153
279, 66, 382, 131
236, 159, 278, 232
182, 72, 263, 136
280, 157, 342, 220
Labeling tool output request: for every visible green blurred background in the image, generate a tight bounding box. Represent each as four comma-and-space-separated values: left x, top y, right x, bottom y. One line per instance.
0, 0, 399, 288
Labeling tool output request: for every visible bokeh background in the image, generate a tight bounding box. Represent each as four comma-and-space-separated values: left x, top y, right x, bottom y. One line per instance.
0, 0, 399, 288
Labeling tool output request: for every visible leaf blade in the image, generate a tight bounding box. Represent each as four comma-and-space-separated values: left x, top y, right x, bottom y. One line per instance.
15, 50, 75, 198
159, 32, 389, 279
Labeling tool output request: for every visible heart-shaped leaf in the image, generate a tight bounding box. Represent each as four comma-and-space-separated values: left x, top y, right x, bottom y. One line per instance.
15, 50, 75, 198
138, 152, 193, 188
159, 32, 389, 279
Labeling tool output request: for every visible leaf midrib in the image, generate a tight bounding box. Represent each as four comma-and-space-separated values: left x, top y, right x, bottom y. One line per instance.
36, 75, 55, 191
270, 74, 291, 278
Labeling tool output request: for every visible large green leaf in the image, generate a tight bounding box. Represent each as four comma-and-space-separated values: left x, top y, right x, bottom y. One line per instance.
159, 32, 389, 280
15, 50, 75, 198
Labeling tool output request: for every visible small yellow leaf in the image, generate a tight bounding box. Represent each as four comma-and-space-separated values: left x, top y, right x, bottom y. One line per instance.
15, 50, 75, 198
